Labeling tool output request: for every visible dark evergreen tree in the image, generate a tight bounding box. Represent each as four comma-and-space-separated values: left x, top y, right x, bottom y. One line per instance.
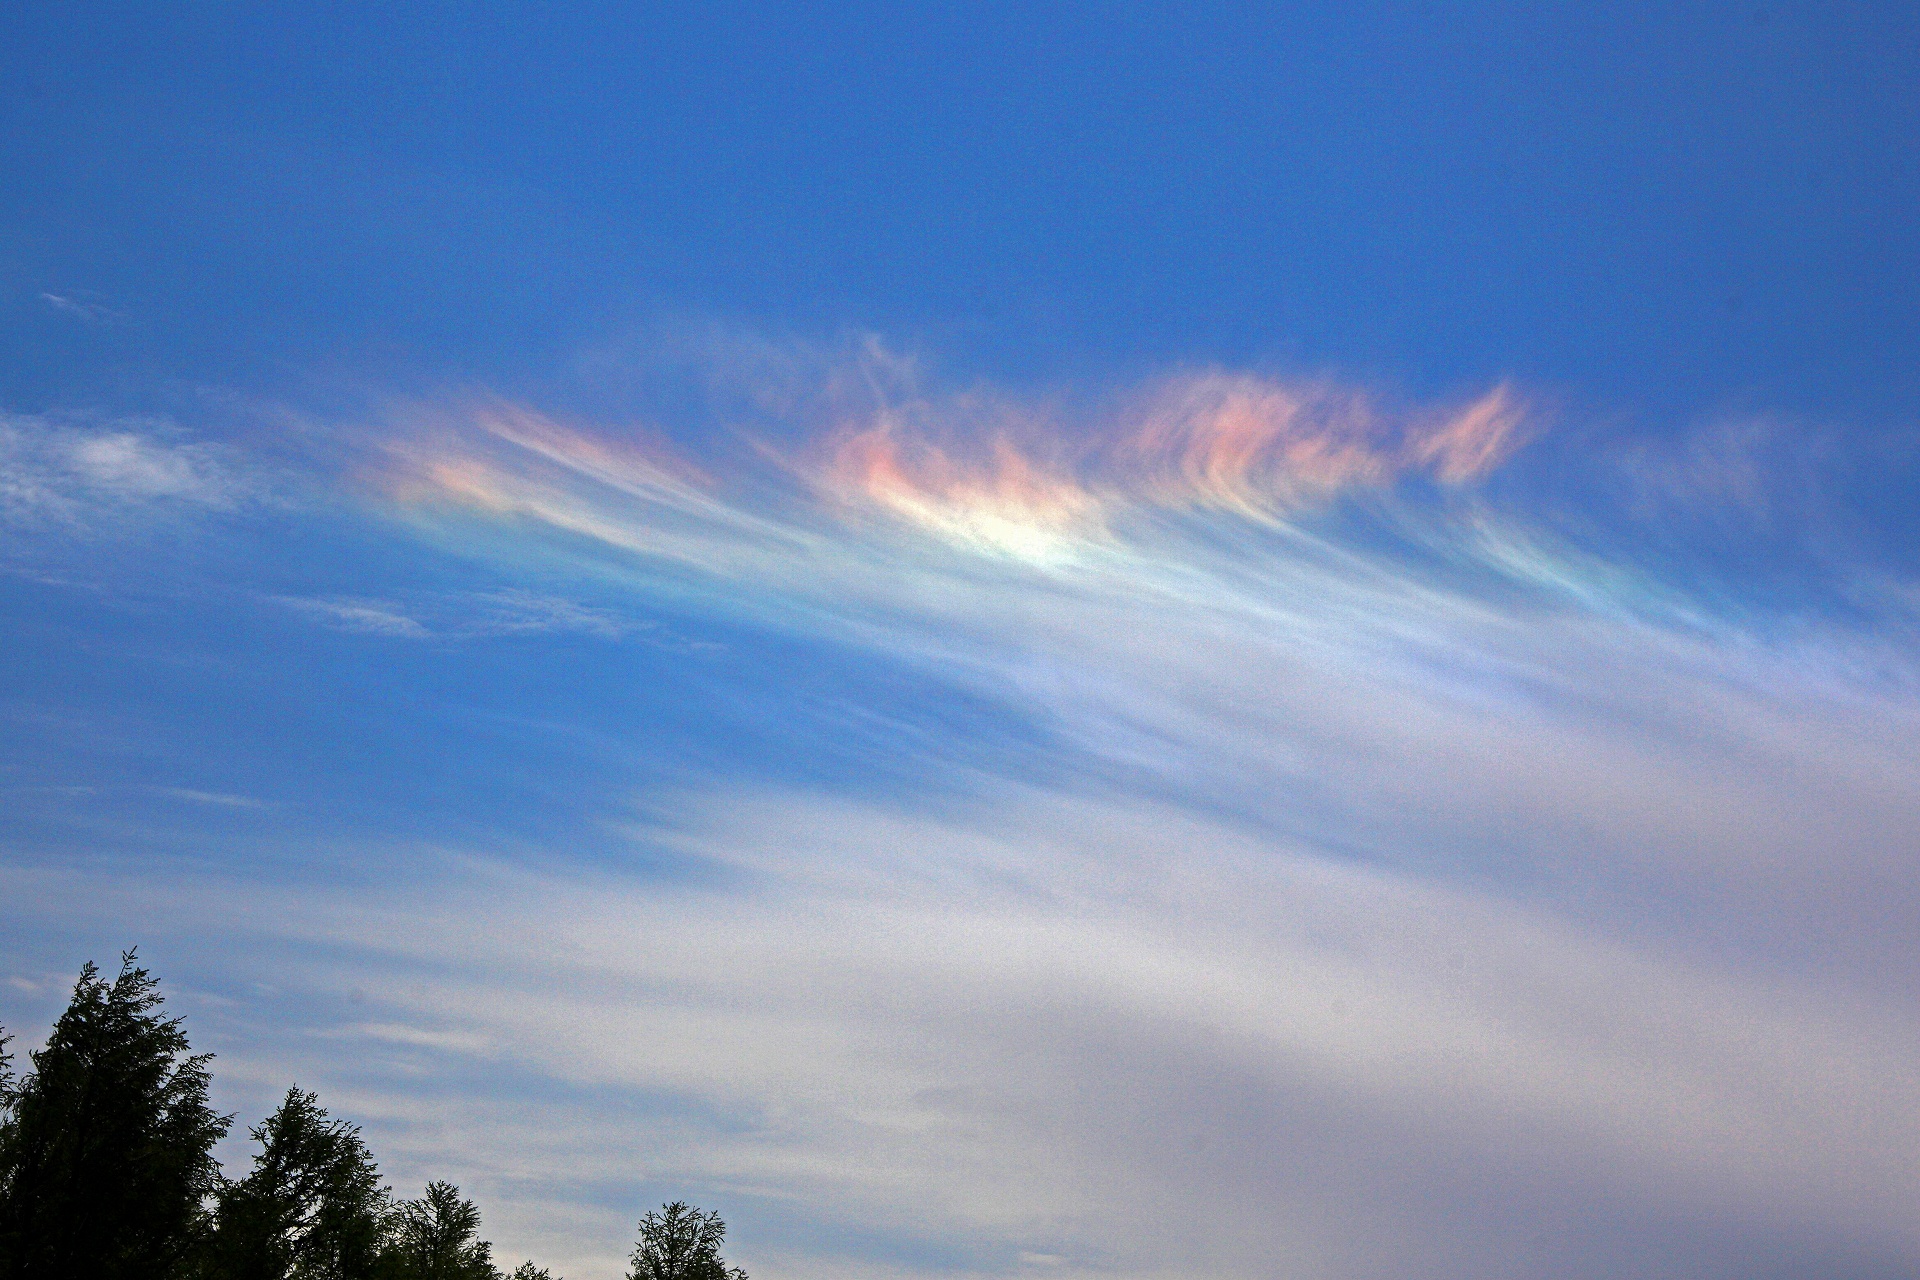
206, 1087, 391, 1280
0, 952, 231, 1280
378, 1181, 498, 1280
505, 1265, 555, 1280
626, 1203, 745, 1280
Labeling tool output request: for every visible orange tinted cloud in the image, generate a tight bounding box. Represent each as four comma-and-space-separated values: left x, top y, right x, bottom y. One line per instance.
1406, 383, 1528, 484
1126, 373, 1528, 516
382, 373, 1530, 566
1125, 373, 1392, 516
818, 374, 1530, 548
828, 421, 1105, 561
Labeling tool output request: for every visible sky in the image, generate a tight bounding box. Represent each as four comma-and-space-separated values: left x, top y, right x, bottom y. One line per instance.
3, 4, 1919, 1278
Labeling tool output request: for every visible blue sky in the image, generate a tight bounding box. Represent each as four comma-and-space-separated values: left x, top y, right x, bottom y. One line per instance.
4, 5, 1920, 1278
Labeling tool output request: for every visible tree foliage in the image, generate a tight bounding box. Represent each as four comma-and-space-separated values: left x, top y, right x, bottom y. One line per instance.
0, 953, 753, 1280
206, 1087, 391, 1280
0, 952, 231, 1280
627, 1202, 746, 1280
379, 1181, 498, 1280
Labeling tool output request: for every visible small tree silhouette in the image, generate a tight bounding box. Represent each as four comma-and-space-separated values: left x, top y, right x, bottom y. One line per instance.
380, 1180, 497, 1280
626, 1202, 745, 1280
206, 1086, 391, 1279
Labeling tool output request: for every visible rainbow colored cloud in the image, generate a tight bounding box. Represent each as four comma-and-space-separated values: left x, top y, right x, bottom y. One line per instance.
376, 369, 1530, 574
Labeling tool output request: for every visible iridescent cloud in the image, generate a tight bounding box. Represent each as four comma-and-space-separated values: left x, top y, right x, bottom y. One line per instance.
79, 356, 1906, 1279
376, 369, 1532, 576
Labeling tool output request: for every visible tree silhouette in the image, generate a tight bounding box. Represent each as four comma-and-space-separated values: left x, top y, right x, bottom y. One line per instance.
0, 951, 231, 1279
627, 1202, 745, 1280
379, 1181, 498, 1280
206, 1086, 392, 1280
0, 954, 714, 1280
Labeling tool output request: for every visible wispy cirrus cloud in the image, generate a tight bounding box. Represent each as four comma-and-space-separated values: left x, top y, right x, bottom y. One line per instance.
374, 364, 1531, 569
5, 345, 1917, 1279
270, 589, 633, 641
0, 414, 262, 531
271, 595, 436, 638
355, 360, 1919, 956
817, 370, 1528, 557
39, 291, 128, 324
148, 787, 269, 809
252, 349, 1920, 1276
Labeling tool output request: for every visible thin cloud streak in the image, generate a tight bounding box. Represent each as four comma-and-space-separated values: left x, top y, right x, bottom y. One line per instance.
39, 291, 128, 324
272, 595, 435, 638
269, 589, 632, 641
149, 787, 270, 809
